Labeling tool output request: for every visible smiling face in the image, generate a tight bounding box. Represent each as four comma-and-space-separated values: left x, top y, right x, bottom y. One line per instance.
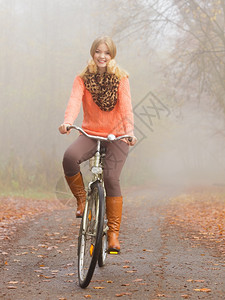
93, 43, 111, 74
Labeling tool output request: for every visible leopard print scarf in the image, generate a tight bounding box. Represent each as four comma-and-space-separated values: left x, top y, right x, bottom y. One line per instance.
84, 72, 120, 112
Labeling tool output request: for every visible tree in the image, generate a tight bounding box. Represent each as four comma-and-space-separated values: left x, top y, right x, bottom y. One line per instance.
110, 0, 225, 121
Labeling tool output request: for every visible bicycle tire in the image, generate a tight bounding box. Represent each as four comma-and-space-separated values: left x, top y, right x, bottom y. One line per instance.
78, 181, 104, 288
98, 206, 108, 267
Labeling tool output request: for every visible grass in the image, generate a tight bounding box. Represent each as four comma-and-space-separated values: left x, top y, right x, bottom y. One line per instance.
0, 187, 56, 201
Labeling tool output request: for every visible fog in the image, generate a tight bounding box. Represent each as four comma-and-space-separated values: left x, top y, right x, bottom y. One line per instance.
1, 0, 225, 195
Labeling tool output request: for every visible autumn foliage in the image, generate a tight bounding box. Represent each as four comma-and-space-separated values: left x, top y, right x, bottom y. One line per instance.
0, 197, 63, 240
166, 186, 225, 255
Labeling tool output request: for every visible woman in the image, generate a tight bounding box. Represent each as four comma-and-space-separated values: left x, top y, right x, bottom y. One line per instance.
59, 36, 137, 254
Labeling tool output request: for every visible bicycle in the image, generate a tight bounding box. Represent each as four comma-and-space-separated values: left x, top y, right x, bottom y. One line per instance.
67, 125, 132, 288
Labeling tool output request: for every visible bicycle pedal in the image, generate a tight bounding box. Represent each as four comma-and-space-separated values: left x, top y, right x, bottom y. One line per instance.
108, 250, 120, 255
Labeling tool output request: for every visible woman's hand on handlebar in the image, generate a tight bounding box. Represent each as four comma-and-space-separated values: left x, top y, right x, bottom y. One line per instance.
58, 123, 71, 134
126, 136, 137, 146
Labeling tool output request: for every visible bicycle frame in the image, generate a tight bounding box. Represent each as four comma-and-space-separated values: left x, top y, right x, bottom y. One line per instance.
88, 139, 104, 183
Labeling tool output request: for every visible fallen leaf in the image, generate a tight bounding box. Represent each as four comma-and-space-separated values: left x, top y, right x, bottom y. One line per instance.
7, 286, 17, 289
43, 275, 55, 279
8, 281, 18, 284
194, 288, 211, 292
107, 280, 113, 283
93, 286, 105, 289
126, 270, 137, 273
92, 279, 104, 282
116, 292, 132, 297
84, 296, 92, 298
47, 246, 58, 250
194, 280, 205, 283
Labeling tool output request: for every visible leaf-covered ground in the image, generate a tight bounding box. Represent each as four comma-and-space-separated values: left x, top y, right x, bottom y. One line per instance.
0, 186, 225, 299
165, 186, 225, 255
0, 196, 63, 241
1, 186, 225, 256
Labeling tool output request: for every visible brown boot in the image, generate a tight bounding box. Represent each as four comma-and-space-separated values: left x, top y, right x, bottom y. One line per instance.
65, 172, 86, 218
106, 196, 123, 254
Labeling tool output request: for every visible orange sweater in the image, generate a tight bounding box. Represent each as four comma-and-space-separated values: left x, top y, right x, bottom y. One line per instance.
64, 75, 134, 137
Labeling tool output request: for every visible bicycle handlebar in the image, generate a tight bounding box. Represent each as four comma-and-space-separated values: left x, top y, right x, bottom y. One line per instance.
67, 125, 133, 142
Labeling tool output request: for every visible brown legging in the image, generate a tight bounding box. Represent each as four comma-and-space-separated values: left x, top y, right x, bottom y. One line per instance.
63, 135, 129, 197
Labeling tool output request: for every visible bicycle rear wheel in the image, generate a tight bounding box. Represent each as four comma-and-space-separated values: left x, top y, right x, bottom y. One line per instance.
78, 181, 104, 288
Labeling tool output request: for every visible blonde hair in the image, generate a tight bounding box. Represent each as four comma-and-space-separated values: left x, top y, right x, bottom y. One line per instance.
79, 36, 128, 80
90, 36, 117, 59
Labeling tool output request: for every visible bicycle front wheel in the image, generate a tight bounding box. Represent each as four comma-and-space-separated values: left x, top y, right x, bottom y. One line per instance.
98, 203, 108, 267
78, 181, 104, 288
